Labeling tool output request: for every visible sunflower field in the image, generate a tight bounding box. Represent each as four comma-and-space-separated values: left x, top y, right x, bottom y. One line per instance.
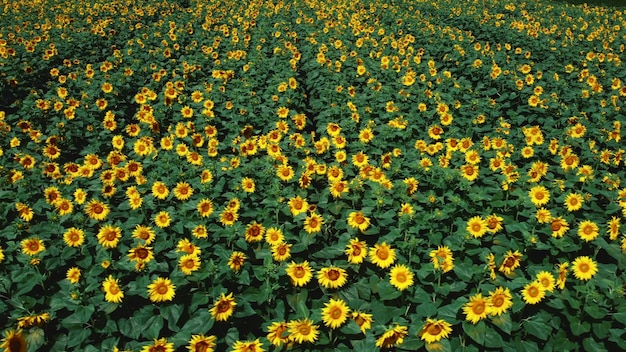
1, 0, 625, 350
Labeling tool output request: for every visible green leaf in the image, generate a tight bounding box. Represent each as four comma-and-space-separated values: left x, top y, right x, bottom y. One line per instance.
339, 320, 363, 335
570, 317, 591, 335
67, 328, 92, 348
25, 327, 45, 351
463, 320, 486, 345
523, 315, 551, 340
181, 309, 214, 334
582, 337, 608, 352
424, 339, 451, 352
584, 304, 608, 319
142, 315, 164, 339
491, 313, 512, 335
287, 290, 309, 318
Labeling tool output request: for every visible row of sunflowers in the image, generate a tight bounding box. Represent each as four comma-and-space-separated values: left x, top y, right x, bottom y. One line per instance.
1, 0, 625, 350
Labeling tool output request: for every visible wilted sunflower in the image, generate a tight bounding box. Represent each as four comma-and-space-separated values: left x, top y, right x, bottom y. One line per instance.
419, 319, 453, 344
147, 277, 176, 303
209, 292, 237, 321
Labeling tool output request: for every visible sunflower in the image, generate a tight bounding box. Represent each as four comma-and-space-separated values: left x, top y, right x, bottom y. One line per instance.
154, 211, 171, 228
197, 199, 214, 218
321, 298, 350, 329
329, 180, 349, 198
176, 238, 201, 256
244, 221, 265, 243
15, 202, 34, 222
97, 225, 122, 249
577, 220, 599, 242
351, 311, 374, 333
285, 261, 313, 287
55, 198, 73, 216
276, 164, 294, 181
219, 208, 238, 226
607, 217, 620, 240
151, 181, 169, 200
369, 242, 396, 269
564, 192, 584, 212
187, 334, 216, 352
192, 225, 208, 239
550, 217, 569, 238
463, 293, 489, 324
84, 199, 110, 221
266, 322, 290, 347
429, 246, 454, 273
132, 225, 156, 244
466, 216, 488, 238
63, 227, 85, 247
303, 213, 323, 234
347, 211, 370, 232
17, 313, 50, 329
0, 329, 27, 352
460, 164, 479, 181
317, 266, 348, 289
231, 339, 264, 352
21, 238, 45, 256
536, 271, 556, 292
173, 182, 194, 201
389, 264, 414, 291
271, 242, 292, 262
148, 277, 176, 303
528, 185, 550, 206
141, 338, 174, 352
375, 324, 409, 349
0, 247, 4, 263
418, 319, 453, 344
288, 196, 309, 216
521, 281, 545, 304
572, 256, 598, 281
485, 214, 504, 233
535, 208, 552, 224
228, 251, 246, 272
487, 287, 513, 316
209, 292, 237, 321
499, 250, 523, 275
287, 318, 319, 344
102, 275, 124, 303
66, 267, 81, 284
264, 227, 284, 246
